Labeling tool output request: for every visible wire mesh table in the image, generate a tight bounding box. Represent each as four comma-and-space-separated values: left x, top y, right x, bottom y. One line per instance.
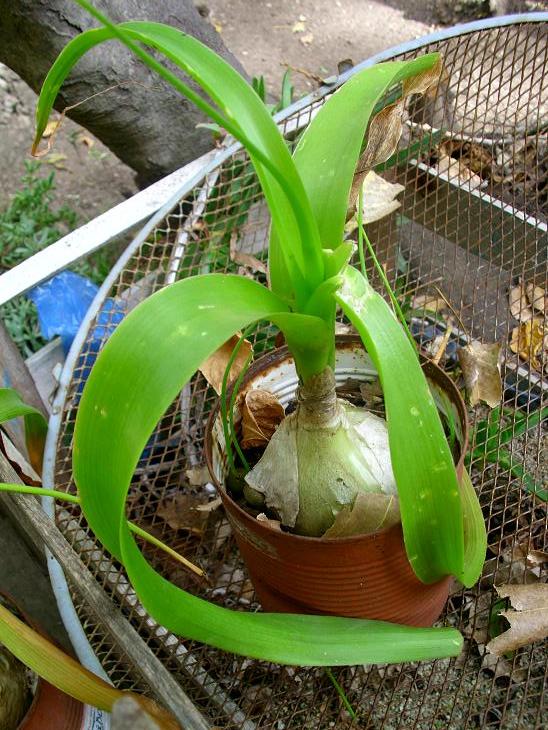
43, 14, 547, 729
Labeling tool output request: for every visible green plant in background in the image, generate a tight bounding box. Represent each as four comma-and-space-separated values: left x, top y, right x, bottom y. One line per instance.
0, 162, 115, 357
2, 0, 489, 666
468, 405, 548, 501
0, 162, 77, 356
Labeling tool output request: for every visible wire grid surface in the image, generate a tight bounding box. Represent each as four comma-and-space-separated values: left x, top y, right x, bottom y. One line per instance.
51, 20, 547, 730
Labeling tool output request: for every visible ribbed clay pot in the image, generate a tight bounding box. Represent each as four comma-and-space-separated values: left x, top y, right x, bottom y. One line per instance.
0, 593, 85, 730
206, 336, 468, 627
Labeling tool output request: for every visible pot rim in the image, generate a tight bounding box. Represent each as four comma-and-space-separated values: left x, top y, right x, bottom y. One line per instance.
205, 334, 469, 547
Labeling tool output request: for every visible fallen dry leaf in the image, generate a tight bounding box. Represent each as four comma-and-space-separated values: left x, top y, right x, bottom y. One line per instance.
43, 119, 60, 138
510, 318, 546, 371
199, 333, 253, 394
359, 171, 405, 224
185, 465, 211, 487
76, 132, 95, 149
256, 512, 282, 531
157, 494, 210, 535
458, 341, 502, 408
487, 584, 548, 656
323, 492, 400, 538
44, 152, 68, 170
292, 20, 306, 33
509, 282, 533, 322
241, 389, 285, 449
0, 431, 41, 486
435, 154, 485, 191
411, 294, 448, 312
349, 57, 444, 210
230, 233, 267, 274
525, 282, 546, 314
195, 496, 222, 513
300, 33, 314, 46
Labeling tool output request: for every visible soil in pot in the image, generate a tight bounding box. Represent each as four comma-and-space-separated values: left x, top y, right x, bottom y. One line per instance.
206, 337, 468, 627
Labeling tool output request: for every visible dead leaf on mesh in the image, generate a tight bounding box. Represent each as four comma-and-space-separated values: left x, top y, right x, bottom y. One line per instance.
411, 294, 448, 312
185, 465, 211, 487
323, 493, 400, 538
195, 496, 222, 513
525, 282, 546, 314
487, 584, 548, 656
229, 234, 267, 274
509, 282, 533, 322
0, 431, 41, 486
256, 513, 282, 531
509, 318, 546, 371
458, 341, 502, 408
435, 155, 485, 191
157, 494, 209, 535
349, 57, 444, 211
334, 321, 356, 335
346, 171, 404, 229
240, 389, 285, 449
199, 333, 253, 394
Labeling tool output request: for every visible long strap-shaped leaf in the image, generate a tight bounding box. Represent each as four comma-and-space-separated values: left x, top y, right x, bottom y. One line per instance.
292, 54, 438, 252
34, 5, 323, 302
0, 603, 179, 728
336, 266, 464, 584
0, 388, 47, 473
73, 272, 462, 665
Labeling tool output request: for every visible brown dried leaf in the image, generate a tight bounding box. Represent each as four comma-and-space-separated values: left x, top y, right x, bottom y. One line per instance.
43, 119, 60, 138
356, 171, 405, 224
487, 584, 548, 656
0, 431, 41, 486
195, 496, 222, 513
256, 512, 282, 531
525, 282, 546, 314
199, 333, 253, 394
435, 154, 485, 191
230, 233, 267, 274
240, 389, 285, 449
323, 493, 400, 538
411, 294, 448, 312
349, 57, 444, 209
509, 318, 546, 371
157, 494, 209, 534
509, 282, 533, 322
185, 465, 211, 487
458, 341, 502, 408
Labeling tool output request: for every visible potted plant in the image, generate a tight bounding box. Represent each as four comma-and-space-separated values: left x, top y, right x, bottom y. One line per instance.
6, 0, 488, 667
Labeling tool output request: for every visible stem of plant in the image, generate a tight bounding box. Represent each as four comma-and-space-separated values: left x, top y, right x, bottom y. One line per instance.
325, 668, 356, 720
0, 483, 204, 578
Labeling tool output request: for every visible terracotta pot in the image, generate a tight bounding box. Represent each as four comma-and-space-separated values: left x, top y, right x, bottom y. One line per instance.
206, 336, 468, 627
0, 593, 84, 730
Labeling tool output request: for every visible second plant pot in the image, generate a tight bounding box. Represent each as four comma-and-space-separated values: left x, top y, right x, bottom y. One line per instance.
206, 336, 468, 627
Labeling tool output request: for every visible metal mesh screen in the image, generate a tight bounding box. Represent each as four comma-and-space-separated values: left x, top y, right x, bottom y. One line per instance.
50, 19, 547, 729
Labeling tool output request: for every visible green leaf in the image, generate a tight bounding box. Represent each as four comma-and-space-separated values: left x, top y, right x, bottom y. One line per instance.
35, 8, 323, 304
73, 272, 462, 665
0, 388, 47, 473
0, 602, 178, 727
460, 469, 487, 587
336, 266, 464, 584
291, 55, 439, 250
